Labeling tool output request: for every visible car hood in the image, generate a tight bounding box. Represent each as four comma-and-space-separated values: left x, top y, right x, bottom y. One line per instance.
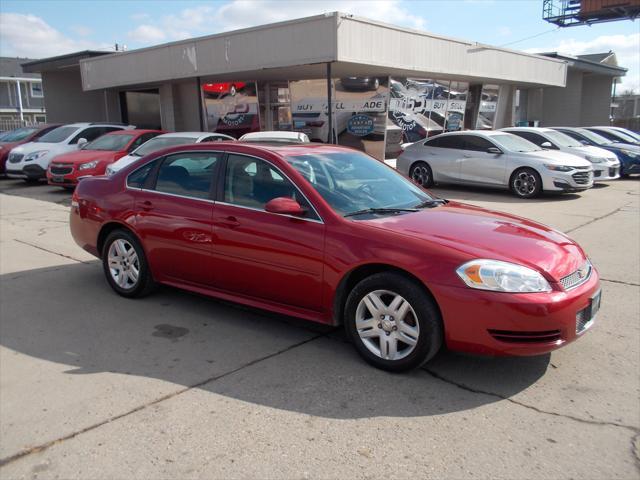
52, 150, 119, 164
361, 202, 586, 281
523, 149, 592, 167
10, 141, 66, 154
570, 145, 618, 161
609, 142, 640, 153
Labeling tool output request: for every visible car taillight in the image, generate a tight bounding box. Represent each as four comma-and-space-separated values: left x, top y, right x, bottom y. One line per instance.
71, 190, 80, 209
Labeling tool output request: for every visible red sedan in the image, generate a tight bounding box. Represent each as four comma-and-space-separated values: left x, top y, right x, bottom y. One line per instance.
202, 82, 247, 96
70, 143, 601, 371
47, 129, 163, 188
0, 124, 61, 174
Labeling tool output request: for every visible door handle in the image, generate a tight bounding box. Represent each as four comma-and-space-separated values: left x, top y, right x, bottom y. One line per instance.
219, 215, 240, 227
141, 200, 153, 211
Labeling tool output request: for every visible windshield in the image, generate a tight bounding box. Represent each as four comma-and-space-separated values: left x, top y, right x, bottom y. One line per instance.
574, 128, 611, 146
606, 129, 639, 144
491, 134, 541, 152
85, 134, 135, 151
133, 136, 197, 156
36, 126, 78, 143
543, 130, 583, 148
0, 127, 39, 143
286, 151, 433, 217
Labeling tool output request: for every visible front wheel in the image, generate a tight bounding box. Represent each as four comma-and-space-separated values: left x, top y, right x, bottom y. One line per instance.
510, 167, 542, 199
344, 273, 443, 372
102, 229, 156, 298
409, 161, 434, 188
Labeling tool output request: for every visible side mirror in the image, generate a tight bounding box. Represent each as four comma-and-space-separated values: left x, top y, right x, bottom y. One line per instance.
540, 141, 553, 149
487, 147, 502, 154
77, 138, 88, 147
265, 197, 306, 217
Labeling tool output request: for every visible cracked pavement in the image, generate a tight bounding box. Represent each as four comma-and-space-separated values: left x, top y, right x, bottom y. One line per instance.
0, 178, 638, 479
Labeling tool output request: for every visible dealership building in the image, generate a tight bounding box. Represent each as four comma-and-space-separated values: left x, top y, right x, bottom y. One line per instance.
23, 12, 617, 159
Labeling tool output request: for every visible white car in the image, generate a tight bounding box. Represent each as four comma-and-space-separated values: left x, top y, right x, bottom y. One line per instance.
239, 131, 310, 143
397, 130, 594, 198
6, 123, 133, 182
106, 132, 235, 176
501, 127, 620, 181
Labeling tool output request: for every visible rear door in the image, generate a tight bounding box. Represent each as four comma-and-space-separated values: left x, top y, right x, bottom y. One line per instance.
132, 151, 222, 286
458, 135, 507, 186
424, 135, 466, 183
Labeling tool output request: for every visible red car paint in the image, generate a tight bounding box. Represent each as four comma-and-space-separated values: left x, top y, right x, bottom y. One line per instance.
70, 143, 600, 357
0, 124, 61, 174
47, 130, 163, 187
202, 82, 247, 95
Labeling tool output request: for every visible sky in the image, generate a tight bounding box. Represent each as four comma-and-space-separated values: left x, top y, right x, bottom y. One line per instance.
0, 0, 638, 92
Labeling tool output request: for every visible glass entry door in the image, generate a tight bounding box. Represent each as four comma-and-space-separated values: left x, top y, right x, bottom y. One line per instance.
259, 82, 292, 131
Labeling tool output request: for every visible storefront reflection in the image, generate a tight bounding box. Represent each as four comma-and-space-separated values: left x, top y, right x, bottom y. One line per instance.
201, 81, 260, 138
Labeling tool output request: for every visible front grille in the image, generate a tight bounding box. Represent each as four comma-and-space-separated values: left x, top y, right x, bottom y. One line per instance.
8, 153, 23, 163
576, 309, 591, 334
488, 329, 562, 344
572, 171, 592, 185
560, 262, 591, 290
50, 165, 73, 175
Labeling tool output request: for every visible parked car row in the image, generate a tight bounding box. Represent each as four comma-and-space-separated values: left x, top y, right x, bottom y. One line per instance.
398, 126, 639, 198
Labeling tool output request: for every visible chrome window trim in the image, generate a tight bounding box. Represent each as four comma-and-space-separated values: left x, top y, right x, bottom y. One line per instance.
223, 152, 324, 223
216, 200, 324, 224
137, 188, 216, 204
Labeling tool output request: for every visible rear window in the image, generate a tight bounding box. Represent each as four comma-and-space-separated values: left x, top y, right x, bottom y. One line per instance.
36, 126, 79, 143
134, 137, 198, 156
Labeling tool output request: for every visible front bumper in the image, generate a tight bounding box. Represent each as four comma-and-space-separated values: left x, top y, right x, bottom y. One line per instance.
431, 269, 601, 356
542, 169, 593, 192
6, 164, 47, 180
47, 163, 100, 186
592, 163, 621, 181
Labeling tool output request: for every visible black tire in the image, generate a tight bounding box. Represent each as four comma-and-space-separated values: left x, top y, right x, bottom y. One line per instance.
23, 178, 41, 184
409, 161, 434, 188
510, 167, 542, 199
344, 272, 443, 372
63, 186, 75, 192
102, 229, 156, 298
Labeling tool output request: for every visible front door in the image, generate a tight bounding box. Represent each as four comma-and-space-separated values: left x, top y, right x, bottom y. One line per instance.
212, 153, 325, 311
133, 151, 222, 286
458, 135, 507, 186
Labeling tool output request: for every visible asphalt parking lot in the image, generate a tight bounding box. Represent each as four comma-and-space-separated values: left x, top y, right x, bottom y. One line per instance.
0, 177, 638, 479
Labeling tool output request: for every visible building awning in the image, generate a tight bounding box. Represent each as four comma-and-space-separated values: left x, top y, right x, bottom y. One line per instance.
71, 12, 567, 91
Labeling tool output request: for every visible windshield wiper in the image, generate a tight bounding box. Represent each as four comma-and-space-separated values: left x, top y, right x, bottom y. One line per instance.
414, 198, 448, 209
344, 207, 418, 218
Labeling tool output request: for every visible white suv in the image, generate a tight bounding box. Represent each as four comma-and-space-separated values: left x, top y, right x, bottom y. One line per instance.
6, 123, 134, 182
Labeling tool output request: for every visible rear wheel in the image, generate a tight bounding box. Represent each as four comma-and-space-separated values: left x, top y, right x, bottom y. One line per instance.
510, 167, 542, 199
344, 272, 443, 372
409, 161, 434, 188
102, 229, 156, 298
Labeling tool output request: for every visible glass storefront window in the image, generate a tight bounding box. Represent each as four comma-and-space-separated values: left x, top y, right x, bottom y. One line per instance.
201, 80, 260, 138
477, 84, 499, 129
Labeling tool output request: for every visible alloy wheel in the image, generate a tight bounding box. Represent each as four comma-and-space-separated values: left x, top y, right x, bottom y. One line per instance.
411, 165, 431, 187
107, 239, 140, 289
513, 171, 537, 197
355, 290, 420, 361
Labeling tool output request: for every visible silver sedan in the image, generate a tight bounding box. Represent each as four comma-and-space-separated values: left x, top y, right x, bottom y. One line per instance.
396, 131, 594, 198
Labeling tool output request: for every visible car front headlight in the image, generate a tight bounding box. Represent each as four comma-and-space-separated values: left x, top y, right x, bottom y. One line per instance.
544, 164, 574, 172
621, 149, 639, 159
456, 259, 552, 293
78, 160, 99, 171
106, 165, 116, 176
585, 155, 605, 163
24, 150, 49, 161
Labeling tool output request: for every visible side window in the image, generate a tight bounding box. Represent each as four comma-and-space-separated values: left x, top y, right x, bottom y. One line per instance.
70, 127, 103, 144
514, 131, 546, 147
128, 135, 146, 152
127, 160, 159, 188
464, 136, 494, 152
561, 131, 584, 143
223, 154, 318, 219
202, 136, 224, 142
153, 152, 220, 200
439, 135, 464, 150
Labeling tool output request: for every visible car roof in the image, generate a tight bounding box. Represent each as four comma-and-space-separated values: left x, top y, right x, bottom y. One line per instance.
154, 132, 219, 139
502, 127, 554, 132
62, 122, 133, 128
